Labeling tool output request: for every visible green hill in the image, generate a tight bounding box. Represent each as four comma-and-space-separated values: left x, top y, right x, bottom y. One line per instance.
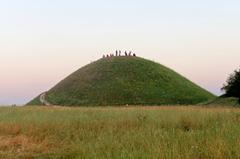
28, 56, 215, 106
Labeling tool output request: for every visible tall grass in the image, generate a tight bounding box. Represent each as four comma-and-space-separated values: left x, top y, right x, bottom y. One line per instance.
0, 106, 240, 159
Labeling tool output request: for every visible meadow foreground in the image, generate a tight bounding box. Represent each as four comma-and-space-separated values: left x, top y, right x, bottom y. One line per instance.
0, 106, 240, 159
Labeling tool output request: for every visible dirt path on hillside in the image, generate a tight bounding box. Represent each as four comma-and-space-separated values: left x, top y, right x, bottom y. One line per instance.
40, 93, 51, 106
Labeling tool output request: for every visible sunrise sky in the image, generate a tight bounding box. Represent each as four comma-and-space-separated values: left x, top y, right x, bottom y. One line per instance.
0, 0, 240, 105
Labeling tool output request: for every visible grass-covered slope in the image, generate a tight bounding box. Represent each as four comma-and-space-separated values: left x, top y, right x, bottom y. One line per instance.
27, 95, 41, 106
29, 56, 215, 106
203, 97, 240, 107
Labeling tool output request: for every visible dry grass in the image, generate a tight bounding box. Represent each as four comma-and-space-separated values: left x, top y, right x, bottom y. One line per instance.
0, 106, 240, 159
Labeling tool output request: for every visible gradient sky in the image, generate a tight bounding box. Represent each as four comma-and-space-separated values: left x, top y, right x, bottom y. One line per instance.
0, 0, 240, 105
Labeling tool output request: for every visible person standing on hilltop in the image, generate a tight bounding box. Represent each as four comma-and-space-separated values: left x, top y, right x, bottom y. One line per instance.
129, 51, 132, 56
119, 50, 121, 56
116, 50, 118, 56
125, 51, 128, 56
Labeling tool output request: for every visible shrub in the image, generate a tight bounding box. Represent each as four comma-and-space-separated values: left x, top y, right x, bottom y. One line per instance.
222, 67, 240, 101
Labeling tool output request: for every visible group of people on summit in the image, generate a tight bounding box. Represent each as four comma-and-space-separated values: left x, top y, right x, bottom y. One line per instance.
103, 50, 136, 58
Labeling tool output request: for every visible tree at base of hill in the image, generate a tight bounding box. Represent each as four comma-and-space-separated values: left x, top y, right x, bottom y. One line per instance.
222, 67, 240, 102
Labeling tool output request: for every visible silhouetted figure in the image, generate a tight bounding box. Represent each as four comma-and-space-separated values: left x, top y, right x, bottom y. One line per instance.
107, 54, 109, 58
133, 53, 136, 57
119, 50, 121, 56
129, 51, 132, 56
116, 50, 118, 56
125, 51, 128, 56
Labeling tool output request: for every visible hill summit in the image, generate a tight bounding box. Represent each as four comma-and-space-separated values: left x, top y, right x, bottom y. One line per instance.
28, 56, 215, 106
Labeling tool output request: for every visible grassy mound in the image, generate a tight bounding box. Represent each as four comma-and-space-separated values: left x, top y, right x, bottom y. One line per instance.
28, 56, 215, 106
28, 95, 41, 106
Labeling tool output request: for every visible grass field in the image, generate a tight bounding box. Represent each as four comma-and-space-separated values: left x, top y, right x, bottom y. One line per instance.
0, 106, 240, 159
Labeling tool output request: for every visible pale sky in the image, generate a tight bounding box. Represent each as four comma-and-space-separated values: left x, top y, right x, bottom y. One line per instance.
0, 0, 240, 105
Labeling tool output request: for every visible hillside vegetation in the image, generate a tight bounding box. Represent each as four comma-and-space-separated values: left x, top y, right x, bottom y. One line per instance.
1, 106, 240, 159
203, 97, 240, 107
29, 56, 215, 106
